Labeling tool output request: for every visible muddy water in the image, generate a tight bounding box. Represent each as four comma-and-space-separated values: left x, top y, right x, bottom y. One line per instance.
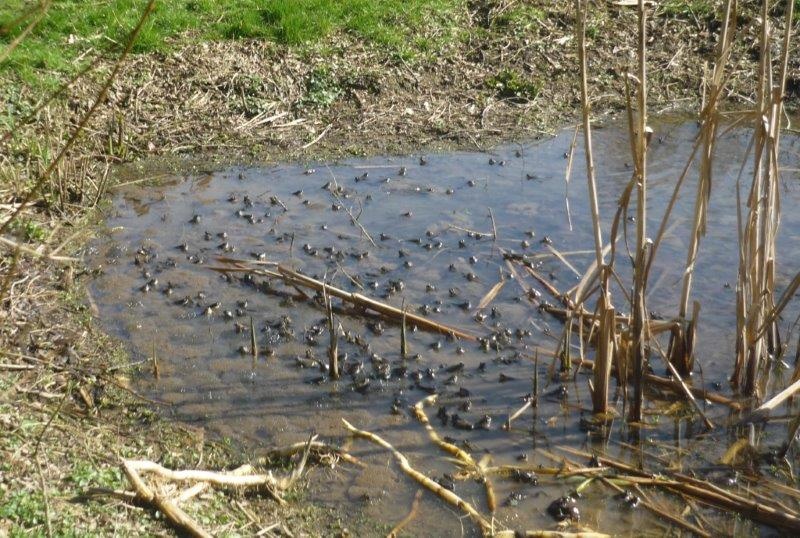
89, 120, 800, 536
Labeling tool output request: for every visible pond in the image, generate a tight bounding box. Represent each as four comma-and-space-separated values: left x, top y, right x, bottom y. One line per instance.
88, 118, 800, 536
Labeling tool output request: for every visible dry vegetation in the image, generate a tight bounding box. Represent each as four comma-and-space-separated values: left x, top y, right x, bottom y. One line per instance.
1, 0, 800, 536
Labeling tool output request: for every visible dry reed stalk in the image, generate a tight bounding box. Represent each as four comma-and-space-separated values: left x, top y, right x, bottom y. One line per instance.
733, 0, 794, 397
387, 489, 423, 538
323, 283, 339, 380
0, 2, 49, 65
558, 446, 800, 533
412, 395, 497, 512
628, 0, 649, 425
249, 316, 257, 368
211, 257, 477, 340
668, 0, 737, 376
575, 0, 615, 415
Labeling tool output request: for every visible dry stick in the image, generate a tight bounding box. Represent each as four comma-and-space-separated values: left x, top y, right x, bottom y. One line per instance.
741, 377, 800, 424
151, 340, 159, 380
575, 0, 613, 415
562, 125, 580, 231
121, 460, 212, 538
387, 489, 423, 538
504, 399, 532, 429
400, 300, 408, 359
576, 358, 741, 410
125, 460, 281, 488
651, 335, 714, 430
212, 259, 477, 340
249, 316, 258, 367
737, 0, 774, 396
323, 283, 339, 380
338, 194, 377, 248
520, 263, 575, 309
34, 455, 52, 538
546, 244, 581, 278
341, 419, 494, 536
174, 464, 256, 504
258, 439, 363, 467
535, 449, 704, 536
411, 395, 497, 512
557, 446, 800, 533
598, 476, 710, 538
0, 0, 156, 236
628, 0, 650, 425
0, 236, 80, 263
488, 206, 498, 244
670, 0, 736, 375
476, 278, 506, 311
510, 531, 611, 538
752, 270, 800, 343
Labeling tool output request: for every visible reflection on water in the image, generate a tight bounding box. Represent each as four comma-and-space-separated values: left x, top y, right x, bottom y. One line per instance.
89, 119, 800, 535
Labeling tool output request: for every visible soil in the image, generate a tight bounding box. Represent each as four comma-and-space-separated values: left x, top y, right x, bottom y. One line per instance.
1, 2, 798, 536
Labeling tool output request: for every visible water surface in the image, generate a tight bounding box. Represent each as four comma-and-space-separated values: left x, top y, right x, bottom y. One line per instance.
89, 119, 800, 535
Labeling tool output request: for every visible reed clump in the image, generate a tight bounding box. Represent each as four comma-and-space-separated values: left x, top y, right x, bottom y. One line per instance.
563, 0, 798, 425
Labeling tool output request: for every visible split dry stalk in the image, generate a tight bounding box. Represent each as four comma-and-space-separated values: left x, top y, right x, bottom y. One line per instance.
323, 283, 339, 380
628, 0, 649, 425
121, 460, 211, 538
669, 0, 737, 376
733, 0, 794, 397
575, 0, 614, 415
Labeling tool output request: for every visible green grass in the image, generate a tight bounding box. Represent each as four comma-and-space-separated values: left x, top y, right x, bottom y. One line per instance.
0, 0, 463, 87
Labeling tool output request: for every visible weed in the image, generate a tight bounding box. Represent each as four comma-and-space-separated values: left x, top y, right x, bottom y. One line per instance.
0, 490, 47, 530
68, 461, 123, 489
487, 69, 540, 103
8, 219, 46, 242
300, 67, 341, 109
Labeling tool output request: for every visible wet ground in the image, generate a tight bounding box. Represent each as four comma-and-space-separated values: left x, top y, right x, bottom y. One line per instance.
88, 119, 800, 535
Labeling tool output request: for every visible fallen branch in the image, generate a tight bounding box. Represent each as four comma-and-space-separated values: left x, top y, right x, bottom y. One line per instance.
576, 358, 742, 410
412, 395, 497, 512
121, 459, 212, 538
341, 418, 494, 535
741, 377, 800, 424
211, 258, 478, 340
258, 438, 363, 467
557, 446, 800, 533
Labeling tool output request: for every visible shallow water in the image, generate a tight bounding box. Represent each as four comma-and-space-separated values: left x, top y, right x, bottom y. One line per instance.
89, 119, 800, 535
